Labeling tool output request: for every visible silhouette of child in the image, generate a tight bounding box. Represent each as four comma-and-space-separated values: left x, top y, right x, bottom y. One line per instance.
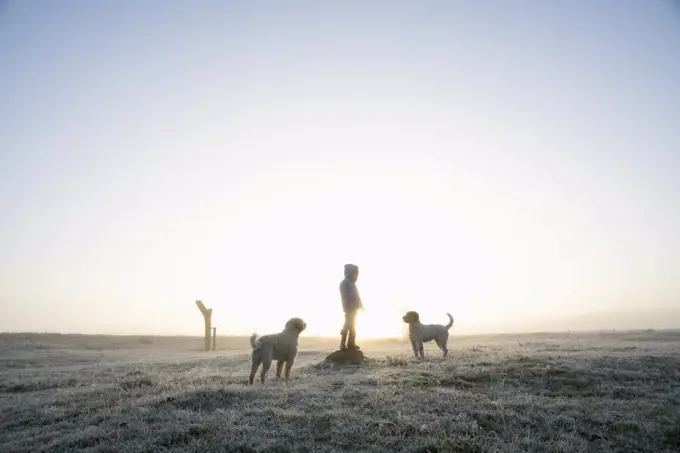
339, 263, 364, 350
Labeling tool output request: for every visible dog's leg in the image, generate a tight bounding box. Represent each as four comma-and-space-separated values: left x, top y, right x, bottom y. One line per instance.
435, 336, 448, 358
443, 332, 450, 358
284, 358, 295, 381
249, 356, 261, 385
418, 342, 425, 359
410, 339, 420, 358
276, 360, 285, 379
260, 358, 272, 384
260, 349, 273, 384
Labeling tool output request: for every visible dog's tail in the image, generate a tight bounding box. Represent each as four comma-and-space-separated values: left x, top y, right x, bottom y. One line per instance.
249, 333, 259, 349
445, 313, 454, 329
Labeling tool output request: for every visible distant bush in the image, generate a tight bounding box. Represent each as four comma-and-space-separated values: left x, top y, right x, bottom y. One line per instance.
385, 355, 409, 367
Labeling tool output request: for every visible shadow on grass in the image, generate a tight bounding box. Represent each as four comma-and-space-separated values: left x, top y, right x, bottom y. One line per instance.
411, 438, 482, 453
40, 423, 216, 452
151, 388, 259, 412
1, 377, 78, 394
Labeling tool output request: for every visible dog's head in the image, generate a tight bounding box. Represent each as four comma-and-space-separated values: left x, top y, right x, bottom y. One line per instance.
402, 311, 420, 324
285, 317, 307, 333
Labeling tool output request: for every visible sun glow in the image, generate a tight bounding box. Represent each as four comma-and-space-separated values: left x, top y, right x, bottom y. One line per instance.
355, 310, 408, 340
304, 305, 408, 340
194, 111, 586, 339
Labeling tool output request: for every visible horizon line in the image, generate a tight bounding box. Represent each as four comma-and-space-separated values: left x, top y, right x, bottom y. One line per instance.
3, 327, 679, 339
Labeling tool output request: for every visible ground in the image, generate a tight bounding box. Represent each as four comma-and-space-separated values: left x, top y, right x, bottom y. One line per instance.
1, 331, 680, 453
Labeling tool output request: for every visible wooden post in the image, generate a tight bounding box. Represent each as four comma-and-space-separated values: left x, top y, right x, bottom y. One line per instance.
212, 327, 217, 351
195, 300, 212, 351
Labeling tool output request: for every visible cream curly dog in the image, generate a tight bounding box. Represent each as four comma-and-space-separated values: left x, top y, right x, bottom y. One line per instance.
249, 317, 307, 384
402, 311, 454, 358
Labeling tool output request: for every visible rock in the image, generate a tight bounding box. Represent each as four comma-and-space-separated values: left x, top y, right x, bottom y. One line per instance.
324, 348, 366, 365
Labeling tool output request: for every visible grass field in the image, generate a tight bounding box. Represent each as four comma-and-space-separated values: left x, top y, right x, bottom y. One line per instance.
1, 330, 680, 452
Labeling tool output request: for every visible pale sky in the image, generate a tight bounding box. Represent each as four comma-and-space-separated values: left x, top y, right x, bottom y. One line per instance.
1, 1, 679, 338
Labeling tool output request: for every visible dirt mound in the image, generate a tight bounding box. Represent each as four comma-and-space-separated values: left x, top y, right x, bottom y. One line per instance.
324, 348, 366, 365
